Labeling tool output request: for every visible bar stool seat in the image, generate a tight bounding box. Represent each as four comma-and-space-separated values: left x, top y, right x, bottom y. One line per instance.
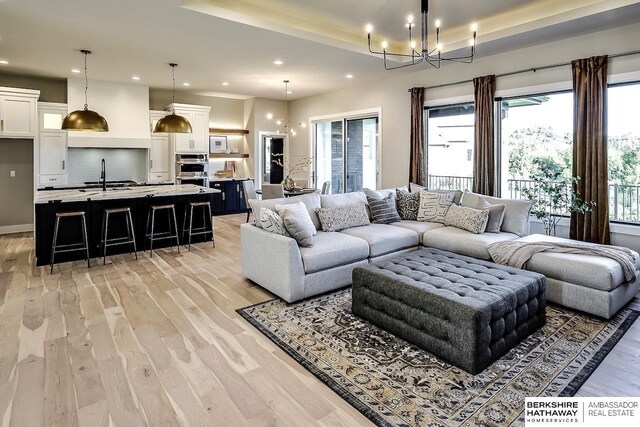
182, 201, 215, 251
50, 210, 90, 273
101, 206, 137, 265
145, 204, 180, 257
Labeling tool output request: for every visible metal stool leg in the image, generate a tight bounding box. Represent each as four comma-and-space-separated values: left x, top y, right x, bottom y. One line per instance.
145, 209, 151, 253
149, 209, 156, 257
187, 205, 194, 251
127, 210, 138, 260
50, 216, 61, 274
81, 215, 90, 269
208, 204, 215, 248
103, 212, 110, 265
172, 207, 180, 253
182, 204, 188, 244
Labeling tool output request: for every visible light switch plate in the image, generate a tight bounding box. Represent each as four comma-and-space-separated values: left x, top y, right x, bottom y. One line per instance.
10, 170, 15, 177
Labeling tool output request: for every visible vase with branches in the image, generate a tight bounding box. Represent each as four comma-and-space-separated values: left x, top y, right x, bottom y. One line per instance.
520, 157, 595, 236
272, 154, 313, 190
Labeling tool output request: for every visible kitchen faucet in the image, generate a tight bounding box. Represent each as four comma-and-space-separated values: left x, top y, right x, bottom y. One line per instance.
100, 158, 106, 191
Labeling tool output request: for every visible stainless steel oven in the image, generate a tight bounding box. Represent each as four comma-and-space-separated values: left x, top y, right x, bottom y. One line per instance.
175, 154, 209, 187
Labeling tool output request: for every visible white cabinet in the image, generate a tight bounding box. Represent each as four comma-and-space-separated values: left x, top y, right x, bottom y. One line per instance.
37, 103, 68, 186
169, 104, 211, 153
149, 110, 171, 182
0, 87, 39, 138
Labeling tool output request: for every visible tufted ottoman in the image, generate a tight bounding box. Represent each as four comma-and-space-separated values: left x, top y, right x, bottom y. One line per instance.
352, 248, 546, 374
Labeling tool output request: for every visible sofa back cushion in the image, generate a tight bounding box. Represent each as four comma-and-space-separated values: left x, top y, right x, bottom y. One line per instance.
316, 203, 370, 232
320, 191, 367, 208
461, 191, 533, 237
252, 192, 321, 230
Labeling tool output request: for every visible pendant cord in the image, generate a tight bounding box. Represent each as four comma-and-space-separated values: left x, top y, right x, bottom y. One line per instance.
171, 65, 176, 113
84, 52, 88, 110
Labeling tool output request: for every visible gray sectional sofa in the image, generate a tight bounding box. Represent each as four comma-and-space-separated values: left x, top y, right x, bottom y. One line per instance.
240, 189, 640, 318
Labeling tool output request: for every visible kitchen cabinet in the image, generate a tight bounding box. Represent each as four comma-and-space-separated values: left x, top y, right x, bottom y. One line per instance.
149, 111, 171, 182
0, 87, 39, 138
169, 104, 210, 153
37, 102, 68, 186
210, 179, 249, 215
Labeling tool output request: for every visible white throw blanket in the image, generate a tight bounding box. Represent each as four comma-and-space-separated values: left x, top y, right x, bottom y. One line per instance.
487, 240, 638, 282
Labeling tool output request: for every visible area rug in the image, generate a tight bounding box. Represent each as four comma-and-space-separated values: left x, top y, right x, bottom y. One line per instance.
237, 289, 639, 427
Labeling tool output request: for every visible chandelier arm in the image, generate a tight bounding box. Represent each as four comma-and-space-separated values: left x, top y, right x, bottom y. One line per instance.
425, 57, 442, 69
384, 55, 425, 71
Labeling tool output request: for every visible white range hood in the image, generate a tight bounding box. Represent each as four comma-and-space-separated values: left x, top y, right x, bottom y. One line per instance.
67, 78, 151, 148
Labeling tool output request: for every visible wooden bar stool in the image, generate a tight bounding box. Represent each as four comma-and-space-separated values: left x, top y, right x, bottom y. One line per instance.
182, 201, 215, 251
50, 210, 90, 273
100, 207, 137, 265
145, 204, 180, 257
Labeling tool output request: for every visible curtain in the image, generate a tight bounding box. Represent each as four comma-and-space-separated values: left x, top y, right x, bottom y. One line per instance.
570, 55, 610, 244
409, 87, 425, 186
472, 75, 496, 196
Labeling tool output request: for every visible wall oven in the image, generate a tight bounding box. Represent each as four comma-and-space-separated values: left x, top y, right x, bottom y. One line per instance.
175, 154, 209, 187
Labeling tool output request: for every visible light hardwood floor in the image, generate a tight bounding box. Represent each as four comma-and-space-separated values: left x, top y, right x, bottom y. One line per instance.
0, 214, 638, 426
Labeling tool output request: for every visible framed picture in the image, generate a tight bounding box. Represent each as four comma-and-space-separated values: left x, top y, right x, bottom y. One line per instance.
209, 135, 227, 153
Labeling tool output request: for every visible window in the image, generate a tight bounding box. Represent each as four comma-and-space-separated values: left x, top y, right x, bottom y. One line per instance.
608, 82, 640, 223
426, 103, 474, 191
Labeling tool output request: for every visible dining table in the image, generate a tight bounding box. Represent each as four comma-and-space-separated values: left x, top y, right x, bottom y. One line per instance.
255, 188, 318, 197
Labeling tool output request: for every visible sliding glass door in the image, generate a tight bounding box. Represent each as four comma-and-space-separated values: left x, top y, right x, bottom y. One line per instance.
314, 115, 379, 194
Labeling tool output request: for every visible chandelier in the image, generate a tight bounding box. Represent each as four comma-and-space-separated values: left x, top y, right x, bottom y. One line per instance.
366, 0, 477, 70
266, 80, 305, 136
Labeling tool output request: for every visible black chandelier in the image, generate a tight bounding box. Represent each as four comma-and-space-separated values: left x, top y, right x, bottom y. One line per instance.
367, 0, 477, 70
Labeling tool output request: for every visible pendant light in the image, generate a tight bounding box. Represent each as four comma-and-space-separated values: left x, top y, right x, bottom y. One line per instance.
62, 50, 109, 132
153, 63, 192, 133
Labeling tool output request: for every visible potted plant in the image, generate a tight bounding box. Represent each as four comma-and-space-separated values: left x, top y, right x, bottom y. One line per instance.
272, 155, 313, 190
520, 157, 595, 236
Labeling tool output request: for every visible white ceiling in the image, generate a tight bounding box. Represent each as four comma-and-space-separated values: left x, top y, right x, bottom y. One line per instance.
0, 0, 639, 100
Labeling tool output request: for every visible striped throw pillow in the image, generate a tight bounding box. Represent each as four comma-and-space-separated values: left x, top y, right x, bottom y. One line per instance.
366, 194, 401, 224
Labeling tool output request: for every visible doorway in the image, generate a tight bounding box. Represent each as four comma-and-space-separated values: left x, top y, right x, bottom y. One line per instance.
260, 134, 286, 186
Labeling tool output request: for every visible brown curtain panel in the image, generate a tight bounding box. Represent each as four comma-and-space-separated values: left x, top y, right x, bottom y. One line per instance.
409, 87, 425, 186
472, 75, 496, 196
570, 55, 610, 244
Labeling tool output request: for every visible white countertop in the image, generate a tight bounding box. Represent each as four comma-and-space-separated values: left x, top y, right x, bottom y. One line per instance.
34, 184, 219, 204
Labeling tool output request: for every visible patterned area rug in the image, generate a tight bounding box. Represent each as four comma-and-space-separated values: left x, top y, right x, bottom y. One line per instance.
237, 289, 639, 427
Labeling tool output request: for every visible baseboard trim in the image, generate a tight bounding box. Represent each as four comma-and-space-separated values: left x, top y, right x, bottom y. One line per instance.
0, 224, 34, 235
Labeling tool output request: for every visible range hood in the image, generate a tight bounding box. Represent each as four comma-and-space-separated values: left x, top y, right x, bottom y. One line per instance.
67, 78, 151, 148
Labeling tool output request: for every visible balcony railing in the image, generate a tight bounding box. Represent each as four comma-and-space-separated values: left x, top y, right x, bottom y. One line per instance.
427, 174, 640, 223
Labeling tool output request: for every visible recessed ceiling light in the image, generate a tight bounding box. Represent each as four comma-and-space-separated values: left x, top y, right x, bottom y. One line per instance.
221, 81, 229, 86
71, 68, 81, 73
183, 82, 191, 86
346, 74, 354, 79
273, 60, 283, 65
132, 76, 141, 81
286, 90, 292, 94
0, 60, 9, 65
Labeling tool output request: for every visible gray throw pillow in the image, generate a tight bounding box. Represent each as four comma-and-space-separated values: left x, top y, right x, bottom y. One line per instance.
444, 204, 489, 234
474, 198, 506, 233
316, 203, 370, 232
417, 190, 455, 223
461, 191, 533, 236
396, 188, 420, 220
366, 194, 401, 224
282, 209, 314, 247
258, 208, 289, 237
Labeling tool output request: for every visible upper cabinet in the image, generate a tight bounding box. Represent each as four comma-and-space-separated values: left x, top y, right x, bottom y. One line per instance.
37, 102, 68, 186
169, 103, 211, 153
0, 87, 39, 138
149, 110, 171, 182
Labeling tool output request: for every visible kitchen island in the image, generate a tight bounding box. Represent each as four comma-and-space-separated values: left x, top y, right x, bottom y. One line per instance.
34, 184, 221, 266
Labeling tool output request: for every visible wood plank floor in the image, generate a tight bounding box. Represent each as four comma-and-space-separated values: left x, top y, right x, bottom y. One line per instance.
0, 214, 638, 426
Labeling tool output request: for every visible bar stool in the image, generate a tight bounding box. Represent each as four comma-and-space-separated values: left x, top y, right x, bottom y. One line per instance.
100, 207, 137, 265
145, 204, 180, 257
182, 201, 215, 251
50, 211, 90, 274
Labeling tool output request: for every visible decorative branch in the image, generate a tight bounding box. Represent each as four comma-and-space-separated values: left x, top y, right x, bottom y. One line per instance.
272, 155, 313, 176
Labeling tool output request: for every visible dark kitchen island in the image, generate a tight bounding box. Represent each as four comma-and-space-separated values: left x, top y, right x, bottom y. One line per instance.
34, 184, 221, 266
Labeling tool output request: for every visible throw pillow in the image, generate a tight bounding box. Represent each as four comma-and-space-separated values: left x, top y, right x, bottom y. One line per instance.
275, 202, 317, 240
444, 204, 489, 234
396, 188, 420, 220
258, 208, 289, 237
461, 191, 533, 236
474, 198, 506, 233
417, 190, 455, 223
315, 203, 370, 232
366, 194, 401, 224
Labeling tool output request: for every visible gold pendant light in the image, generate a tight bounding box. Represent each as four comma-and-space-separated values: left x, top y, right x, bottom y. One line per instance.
153, 63, 192, 133
62, 50, 109, 132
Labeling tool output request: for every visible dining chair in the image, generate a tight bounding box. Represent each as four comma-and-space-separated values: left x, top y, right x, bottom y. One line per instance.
321, 181, 331, 195
242, 179, 257, 222
262, 184, 285, 200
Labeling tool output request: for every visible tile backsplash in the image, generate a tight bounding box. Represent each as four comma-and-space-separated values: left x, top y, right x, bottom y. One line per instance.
67, 148, 148, 184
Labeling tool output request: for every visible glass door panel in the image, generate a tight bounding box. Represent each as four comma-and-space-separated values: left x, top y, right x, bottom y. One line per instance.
315, 121, 343, 194
346, 117, 378, 193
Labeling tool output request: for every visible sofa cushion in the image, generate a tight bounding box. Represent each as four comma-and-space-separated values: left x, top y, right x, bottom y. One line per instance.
417, 190, 455, 223
475, 198, 506, 233
258, 208, 289, 236
367, 194, 401, 224
340, 224, 420, 257
422, 226, 519, 260
276, 203, 316, 247
396, 188, 420, 220
363, 188, 398, 200
410, 183, 463, 205
252, 193, 322, 230
461, 191, 532, 237
321, 191, 367, 208
316, 203, 370, 232
515, 234, 640, 291
299, 231, 370, 274
444, 204, 489, 234
390, 220, 445, 243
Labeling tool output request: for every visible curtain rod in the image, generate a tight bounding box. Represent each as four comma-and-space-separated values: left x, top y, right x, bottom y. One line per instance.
408, 49, 640, 92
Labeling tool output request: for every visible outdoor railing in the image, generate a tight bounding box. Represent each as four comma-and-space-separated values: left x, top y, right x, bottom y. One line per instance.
427, 175, 640, 224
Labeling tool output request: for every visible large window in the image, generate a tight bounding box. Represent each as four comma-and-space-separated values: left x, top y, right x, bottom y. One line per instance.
608, 82, 640, 223
426, 103, 474, 191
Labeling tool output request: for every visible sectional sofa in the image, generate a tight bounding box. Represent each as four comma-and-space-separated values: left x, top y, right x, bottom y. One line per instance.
240, 189, 640, 319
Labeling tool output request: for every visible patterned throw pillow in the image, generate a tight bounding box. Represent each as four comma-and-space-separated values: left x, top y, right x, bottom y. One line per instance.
444, 204, 489, 234
417, 190, 455, 223
258, 208, 290, 236
316, 203, 370, 232
366, 194, 401, 224
396, 188, 420, 220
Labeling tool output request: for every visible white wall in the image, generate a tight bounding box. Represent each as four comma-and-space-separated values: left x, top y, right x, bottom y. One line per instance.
288, 22, 640, 190
244, 97, 287, 179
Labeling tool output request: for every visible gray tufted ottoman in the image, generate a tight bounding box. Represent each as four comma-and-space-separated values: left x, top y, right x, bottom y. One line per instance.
352, 248, 546, 374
